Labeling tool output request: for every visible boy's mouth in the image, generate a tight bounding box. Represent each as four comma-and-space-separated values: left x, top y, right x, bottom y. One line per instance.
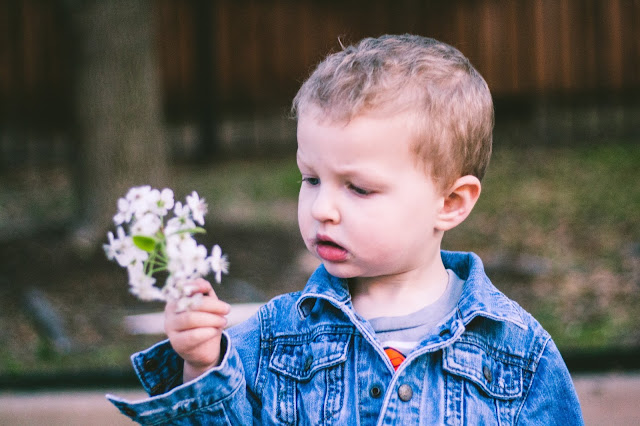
317, 239, 341, 248
315, 235, 348, 262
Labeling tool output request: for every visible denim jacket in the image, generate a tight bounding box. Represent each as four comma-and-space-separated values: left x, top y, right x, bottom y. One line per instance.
108, 251, 584, 425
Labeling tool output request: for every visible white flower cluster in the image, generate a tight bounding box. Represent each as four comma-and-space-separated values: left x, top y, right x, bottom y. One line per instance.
104, 186, 229, 311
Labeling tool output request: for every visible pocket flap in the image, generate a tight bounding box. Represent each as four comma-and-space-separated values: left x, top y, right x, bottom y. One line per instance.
269, 333, 350, 382
443, 341, 523, 399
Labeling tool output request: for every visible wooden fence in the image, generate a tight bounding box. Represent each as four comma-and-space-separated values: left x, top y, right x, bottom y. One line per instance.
158, 0, 640, 114
0, 0, 638, 166
0, 0, 73, 128
2, 0, 639, 122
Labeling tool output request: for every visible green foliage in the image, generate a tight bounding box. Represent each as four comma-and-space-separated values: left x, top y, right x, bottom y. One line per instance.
132, 235, 157, 253
445, 143, 640, 350
447, 144, 640, 258
177, 158, 301, 205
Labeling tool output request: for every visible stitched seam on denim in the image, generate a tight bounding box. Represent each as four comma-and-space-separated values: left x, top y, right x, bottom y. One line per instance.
155, 379, 243, 425
256, 301, 272, 399
446, 340, 522, 376
454, 332, 534, 370
494, 397, 503, 426
324, 362, 345, 423
259, 299, 275, 349
513, 335, 551, 424
269, 337, 351, 380
525, 331, 551, 372
443, 368, 463, 425
444, 342, 523, 398
270, 325, 357, 343
462, 307, 527, 332
275, 374, 296, 424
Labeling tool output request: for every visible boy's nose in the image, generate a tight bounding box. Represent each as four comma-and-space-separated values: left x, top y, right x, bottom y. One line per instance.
310, 188, 340, 223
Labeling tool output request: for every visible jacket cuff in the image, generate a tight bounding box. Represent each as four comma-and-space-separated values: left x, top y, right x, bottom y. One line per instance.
132, 338, 184, 395
106, 331, 243, 423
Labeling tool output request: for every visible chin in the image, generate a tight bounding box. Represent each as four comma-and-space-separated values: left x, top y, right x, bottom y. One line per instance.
321, 262, 361, 279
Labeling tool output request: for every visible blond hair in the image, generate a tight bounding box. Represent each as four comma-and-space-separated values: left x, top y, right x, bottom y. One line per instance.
292, 34, 494, 189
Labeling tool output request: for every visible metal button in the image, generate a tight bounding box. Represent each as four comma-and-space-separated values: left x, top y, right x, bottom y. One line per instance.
370, 384, 383, 399
303, 354, 314, 370
483, 365, 493, 382
397, 384, 413, 402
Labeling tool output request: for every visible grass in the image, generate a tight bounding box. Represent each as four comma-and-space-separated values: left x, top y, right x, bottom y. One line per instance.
172, 158, 302, 227
445, 143, 640, 350
175, 158, 301, 204
449, 144, 640, 263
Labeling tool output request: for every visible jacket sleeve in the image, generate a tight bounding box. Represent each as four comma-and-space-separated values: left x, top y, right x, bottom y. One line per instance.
516, 338, 584, 425
106, 313, 263, 425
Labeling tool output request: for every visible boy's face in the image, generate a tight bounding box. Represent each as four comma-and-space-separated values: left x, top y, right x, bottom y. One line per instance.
296, 112, 446, 281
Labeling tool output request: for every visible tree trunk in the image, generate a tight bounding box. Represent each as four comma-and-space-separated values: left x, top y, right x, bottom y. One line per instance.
69, 0, 169, 251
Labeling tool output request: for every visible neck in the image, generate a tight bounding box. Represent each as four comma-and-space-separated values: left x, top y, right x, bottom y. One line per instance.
350, 258, 449, 320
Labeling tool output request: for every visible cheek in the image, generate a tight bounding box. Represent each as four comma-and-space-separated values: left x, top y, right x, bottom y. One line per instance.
350, 204, 418, 245
297, 194, 312, 233
297, 189, 307, 214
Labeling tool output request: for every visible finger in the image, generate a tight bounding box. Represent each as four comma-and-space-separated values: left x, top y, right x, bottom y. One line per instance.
190, 297, 231, 315
169, 311, 228, 332
170, 327, 223, 353
166, 297, 230, 317
165, 282, 224, 315
185, 278, 215, 297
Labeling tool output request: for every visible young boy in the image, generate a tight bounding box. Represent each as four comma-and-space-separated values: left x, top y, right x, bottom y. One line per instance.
108, 34, 584, 424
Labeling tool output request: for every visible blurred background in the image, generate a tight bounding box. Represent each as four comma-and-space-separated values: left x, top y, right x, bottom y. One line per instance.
0, 0, 639, 423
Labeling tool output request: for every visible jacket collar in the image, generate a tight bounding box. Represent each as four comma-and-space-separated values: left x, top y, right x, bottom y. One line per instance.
296, 265, 352, 319
441, 250, 526, 329
296, 250, 526, 329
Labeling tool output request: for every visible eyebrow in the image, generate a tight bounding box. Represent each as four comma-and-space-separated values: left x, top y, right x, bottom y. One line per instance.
295, 150, 390, 186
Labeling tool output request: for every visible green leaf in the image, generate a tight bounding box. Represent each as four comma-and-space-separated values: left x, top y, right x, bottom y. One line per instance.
171, 227, 207, 236
133, 235, 157, 253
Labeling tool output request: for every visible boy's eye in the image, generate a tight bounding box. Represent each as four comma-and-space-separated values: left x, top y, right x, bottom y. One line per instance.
301, 177, 320, 186
348, 184, 370, 196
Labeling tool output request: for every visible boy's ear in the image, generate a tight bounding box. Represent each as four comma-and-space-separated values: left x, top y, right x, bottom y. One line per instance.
435, 175, 482, 232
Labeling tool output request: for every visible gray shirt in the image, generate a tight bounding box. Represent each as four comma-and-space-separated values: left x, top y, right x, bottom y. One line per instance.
369, 269, 464, 355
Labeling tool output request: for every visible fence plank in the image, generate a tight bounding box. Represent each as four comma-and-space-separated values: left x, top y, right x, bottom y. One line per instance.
2, 0, 639, 129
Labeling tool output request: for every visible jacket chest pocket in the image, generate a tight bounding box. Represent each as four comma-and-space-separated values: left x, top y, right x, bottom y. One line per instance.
268, 333, 351, 425
443, 341, 525, 425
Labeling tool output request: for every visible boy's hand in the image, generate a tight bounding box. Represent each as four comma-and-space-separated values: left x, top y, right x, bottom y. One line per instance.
164, 278, 231, 383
